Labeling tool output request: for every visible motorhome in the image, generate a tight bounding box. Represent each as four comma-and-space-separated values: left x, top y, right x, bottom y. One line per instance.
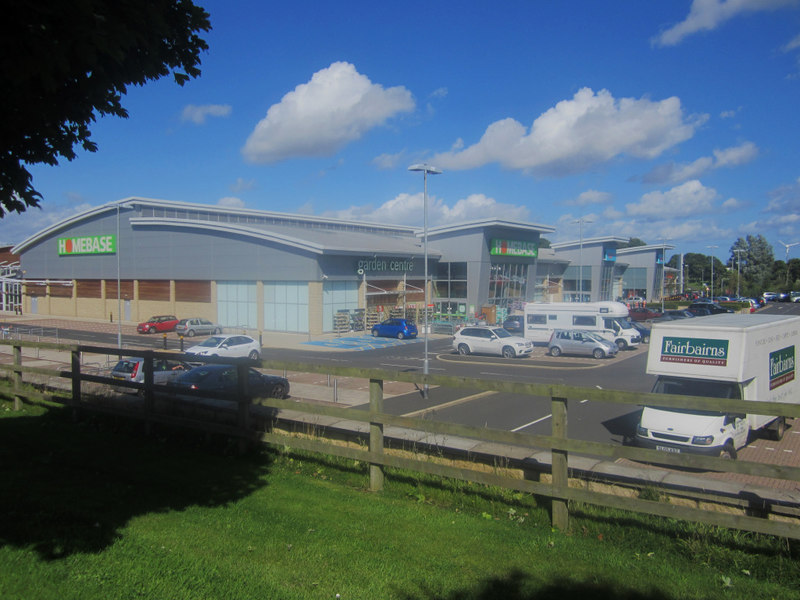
522, 301, 640, 349
636, 313, 800, 459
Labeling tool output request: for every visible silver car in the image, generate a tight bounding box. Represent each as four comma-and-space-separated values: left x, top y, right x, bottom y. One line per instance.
110, 357, 192, 394
451, 326, 533, 358
547, 329, 618, 359
175, 317, 222, 337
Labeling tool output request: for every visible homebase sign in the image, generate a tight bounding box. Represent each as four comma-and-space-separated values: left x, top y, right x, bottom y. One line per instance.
769, 346, 795, 390
660, 336, 729, 366
490, 239, 538, 258
58, 235, 116, 256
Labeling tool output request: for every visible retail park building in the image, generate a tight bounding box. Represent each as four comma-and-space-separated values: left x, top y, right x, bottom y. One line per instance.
5, 198, 675, 334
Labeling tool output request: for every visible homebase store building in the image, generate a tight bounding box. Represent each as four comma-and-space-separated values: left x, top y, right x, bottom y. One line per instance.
12, 198, 555, 334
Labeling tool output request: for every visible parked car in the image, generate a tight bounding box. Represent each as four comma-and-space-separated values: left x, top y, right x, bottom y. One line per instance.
664, 309, 694, 319
137, 315, 179, 334
547, 329, 618, 359
185, 334, 261, 360
175, 317, 222, 337
371, 318, 418, 339
686, 306, 712, 316
170, 364, 289, 399
502, 315, 525, 335
452, 326, 533, 358
791, 292, 800, 303
110, 356, 192, 394
628, 321, 651, 344
762, 291, 778, 302
688, 302, 733, 315
628, 307, 662, 321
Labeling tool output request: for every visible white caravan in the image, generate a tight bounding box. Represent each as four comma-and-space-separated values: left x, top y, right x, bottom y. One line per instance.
522, 301, 640, 349
636, 313, 800, 459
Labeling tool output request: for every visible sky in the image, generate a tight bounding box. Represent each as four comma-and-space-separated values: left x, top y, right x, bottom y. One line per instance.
5, 0, 800, 265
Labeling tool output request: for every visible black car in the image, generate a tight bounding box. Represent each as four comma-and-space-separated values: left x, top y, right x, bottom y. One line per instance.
170, 364, 290, 398
502, 315, 525, 335
628, 320, 651, 344
688, 302, 733, 315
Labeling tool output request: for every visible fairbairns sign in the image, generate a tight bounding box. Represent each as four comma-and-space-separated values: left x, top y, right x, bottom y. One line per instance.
659, 336, 729, 367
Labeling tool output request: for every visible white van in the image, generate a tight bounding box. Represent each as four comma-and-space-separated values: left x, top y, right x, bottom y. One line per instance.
636, 313, 800, 459
523, 301, 640, 350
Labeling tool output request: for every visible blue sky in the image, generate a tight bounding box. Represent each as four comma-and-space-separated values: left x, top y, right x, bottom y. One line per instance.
6, 0, 800, 264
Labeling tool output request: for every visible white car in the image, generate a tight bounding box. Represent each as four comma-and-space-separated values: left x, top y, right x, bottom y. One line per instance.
185, 334, 261, 360
451, 326, 533, 358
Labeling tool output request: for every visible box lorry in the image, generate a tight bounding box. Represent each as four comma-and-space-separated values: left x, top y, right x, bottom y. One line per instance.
523, 301, 640, 349
635, 313, 800, 459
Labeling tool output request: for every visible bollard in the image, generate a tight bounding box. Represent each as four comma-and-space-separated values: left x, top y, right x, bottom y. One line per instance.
333, 378, 338, 403
179, 335, 184, 352
162, 333, 167, 349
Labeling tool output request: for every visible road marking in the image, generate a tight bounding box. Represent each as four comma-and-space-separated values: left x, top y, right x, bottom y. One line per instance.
402, 390, 497, 418
511, 414, 552, 432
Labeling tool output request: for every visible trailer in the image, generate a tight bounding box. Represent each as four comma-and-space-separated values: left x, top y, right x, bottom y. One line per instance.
635, 313, 800, 459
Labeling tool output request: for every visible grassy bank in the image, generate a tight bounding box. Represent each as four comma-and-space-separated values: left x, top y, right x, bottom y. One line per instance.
0, 401, 797, 599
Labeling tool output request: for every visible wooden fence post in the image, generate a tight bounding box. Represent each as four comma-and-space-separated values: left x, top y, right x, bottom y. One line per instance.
369, 378, 384, 492
12, 344, 22, 411
143, 350, 154, 436
551, 395, 569, 530
71, 349, 81, 421
237, 363, 251, 454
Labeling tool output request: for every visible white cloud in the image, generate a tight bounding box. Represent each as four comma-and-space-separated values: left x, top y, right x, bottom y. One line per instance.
321, 192, 529, 227
181, 104, 232, 124
217, 196, 245, 208
652, 0, 797, 47
230, 178, 256, 193
784, 33, 800, 52
372, 152, 405, 170
641, 141, 757, 184
567, 190, 613, 206
242, 62, 415, 164
0, 202, 93, 246
430, 88, 704, 176
626, 180, 718, 218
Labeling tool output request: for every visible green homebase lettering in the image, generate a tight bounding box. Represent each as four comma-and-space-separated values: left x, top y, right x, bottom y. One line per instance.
58, 235, 116, 255
490, 238, 538, 257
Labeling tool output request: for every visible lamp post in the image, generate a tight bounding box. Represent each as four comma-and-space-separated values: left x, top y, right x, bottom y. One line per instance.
573, 217, 593, 302
117, 202, 122, 349
409, 163, 442, 399
660, 238, 671, 313
706, 245, 718, 300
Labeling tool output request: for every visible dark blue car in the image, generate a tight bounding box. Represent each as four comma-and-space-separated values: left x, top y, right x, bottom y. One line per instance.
371, 318, 418, 339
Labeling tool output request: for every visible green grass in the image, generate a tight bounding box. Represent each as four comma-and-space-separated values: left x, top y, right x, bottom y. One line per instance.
1, 401, 798, 600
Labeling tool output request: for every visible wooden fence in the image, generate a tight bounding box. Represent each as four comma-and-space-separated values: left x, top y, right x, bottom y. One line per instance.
2, 338, 800, 540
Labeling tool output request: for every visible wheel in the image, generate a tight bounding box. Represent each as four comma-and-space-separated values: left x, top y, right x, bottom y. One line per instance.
214, 328, 221, 334
271, 383, 287, 399
397, 332, 405, 340
616, 339, 627, 351
593, 348, 605, 359
372, 329, 379, 337
501, 346, 515, 358
642, 335, 650, 344
148, 326, 156, 334
248, 350, 260, 360
771, 416, 786, 441
457, 343, 470, 355
549, 346, 562, 357
186, 329, 196, 337
719, 442, 737, 460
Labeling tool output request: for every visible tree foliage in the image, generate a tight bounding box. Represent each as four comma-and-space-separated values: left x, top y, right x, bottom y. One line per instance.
729, 235, 775, 294
0, 0, 211, 216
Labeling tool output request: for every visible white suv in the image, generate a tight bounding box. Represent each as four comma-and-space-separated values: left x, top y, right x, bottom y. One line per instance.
452, 326, 533, 358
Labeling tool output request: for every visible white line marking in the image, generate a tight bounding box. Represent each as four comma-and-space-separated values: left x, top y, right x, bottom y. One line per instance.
511, 414, 552, 432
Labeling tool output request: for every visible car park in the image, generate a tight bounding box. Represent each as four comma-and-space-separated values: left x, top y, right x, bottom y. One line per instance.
170, 364, 289, 399
452, 326, 533, 358
175, 317, 222, 337
110, 357, 192, 394
502, 315, 525, 335
137, 315, 179, 334
185, 334, 261, 360
371, 318, 418, 339
547, 329, 618, 359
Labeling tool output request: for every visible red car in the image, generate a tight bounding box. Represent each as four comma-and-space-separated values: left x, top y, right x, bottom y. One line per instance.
137, 315, 179, 334
627, 307, 662, 321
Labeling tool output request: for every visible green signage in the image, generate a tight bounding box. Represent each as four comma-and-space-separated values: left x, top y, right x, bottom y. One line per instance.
769, 346, 795, 390
490, 239, 538, 257
660, 336, 729, 366
58, 235, 116, 256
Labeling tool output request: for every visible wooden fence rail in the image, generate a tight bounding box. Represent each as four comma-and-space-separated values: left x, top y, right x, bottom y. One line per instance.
2, 338, 800, 539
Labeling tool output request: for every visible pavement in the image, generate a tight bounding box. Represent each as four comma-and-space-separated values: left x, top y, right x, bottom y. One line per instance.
2, 312, 799, 509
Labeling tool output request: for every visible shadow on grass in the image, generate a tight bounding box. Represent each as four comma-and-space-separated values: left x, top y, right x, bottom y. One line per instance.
0, 405, 273, 560
398, 569, 672, 600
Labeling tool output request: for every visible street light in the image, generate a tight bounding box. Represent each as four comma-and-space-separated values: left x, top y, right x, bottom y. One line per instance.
660, 238, 671, 313
409, 163, 442, 400
706, 245, 718, 299
573, 217, 593, 302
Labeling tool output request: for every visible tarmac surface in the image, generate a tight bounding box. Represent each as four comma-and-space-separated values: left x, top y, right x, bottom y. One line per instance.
2, 313, 799, 505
